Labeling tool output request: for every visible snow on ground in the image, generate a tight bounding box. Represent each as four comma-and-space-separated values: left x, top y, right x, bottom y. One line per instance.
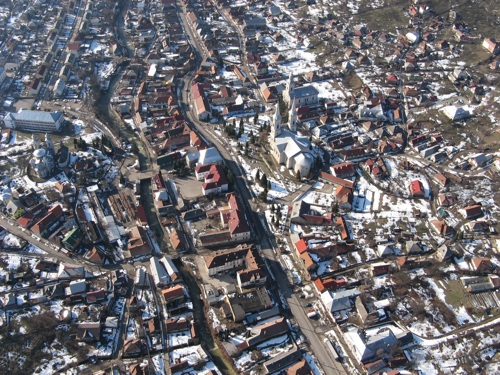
1, 232, 24, 248
301, 189, 334, 207
169, 345, 208, 365
35, 339, 77, 375
208, 308, 220, 329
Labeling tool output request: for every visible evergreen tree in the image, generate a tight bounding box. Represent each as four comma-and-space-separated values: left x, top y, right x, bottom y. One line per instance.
254, 112, 259, 125
260, 173, 268, 188
256, 169, 261, 182
239, 118, 244, 133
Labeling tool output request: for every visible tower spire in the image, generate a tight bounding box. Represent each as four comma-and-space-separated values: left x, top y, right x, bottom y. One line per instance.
289, 98, 297, 132
271, 104, 282, 139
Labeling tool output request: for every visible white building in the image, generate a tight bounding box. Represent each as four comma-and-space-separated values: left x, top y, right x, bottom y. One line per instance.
4, 109, 65, 132
282, 73, 319, 107
270, 104, 313, 177
53, 78, 66, 97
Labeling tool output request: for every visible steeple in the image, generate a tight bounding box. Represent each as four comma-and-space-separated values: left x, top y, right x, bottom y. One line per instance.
45, 133, 54, 153
271, 104, 282, 139
289, 98, 297, 132
32, 133, 40, 149
287, 72, 294, 105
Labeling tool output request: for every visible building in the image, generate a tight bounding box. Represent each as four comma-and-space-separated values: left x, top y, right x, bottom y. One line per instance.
53, 78, 66, 96
460, 204, 483, 220
482, 37, 500, 55
199, 193, 252, 247
127, 226, 152, 258
283, 73, 319, 107
204, 244, 267, 290
31, 204, 64, 238
4, 109, 65, 132
409, 180, 425, 197
271, 105, 313, 177
330, 163, 355, 179
201, 164, 228, 196
30, 134, 56, 179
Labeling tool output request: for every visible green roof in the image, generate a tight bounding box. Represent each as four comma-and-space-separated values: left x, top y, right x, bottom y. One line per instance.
63, 227, 83, 248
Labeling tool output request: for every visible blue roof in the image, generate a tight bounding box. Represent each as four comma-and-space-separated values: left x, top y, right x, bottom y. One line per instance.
293, 85, 319, 98
11, 110, 63, 123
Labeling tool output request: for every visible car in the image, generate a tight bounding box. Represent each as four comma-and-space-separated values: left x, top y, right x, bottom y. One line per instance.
304, 303, 312, 307
299, 294, 306, 299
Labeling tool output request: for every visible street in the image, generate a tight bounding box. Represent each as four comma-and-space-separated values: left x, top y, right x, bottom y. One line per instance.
175, 2, 348, 373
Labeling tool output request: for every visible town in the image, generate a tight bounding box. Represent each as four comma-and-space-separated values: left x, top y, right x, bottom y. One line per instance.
0, 0, 499, 374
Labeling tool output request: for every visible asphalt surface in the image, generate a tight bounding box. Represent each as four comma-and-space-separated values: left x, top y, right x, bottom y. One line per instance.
0, 215, 101, 272
176, 3, 348, 374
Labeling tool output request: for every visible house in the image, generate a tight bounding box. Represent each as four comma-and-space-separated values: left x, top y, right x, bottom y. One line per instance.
31, 204, 64, 237
442, 106, 471, 121
482, 38, 500, 55
201, 164, 228, 195
318, 172, 354, 189
6, 199, 26, 218
371, 262, 391, 276
469, 153, 489, 168
465, 221, 489, 232
262, 345, 302, 374
127, 226, 151, 258
85, 246, 106, 264
62, 227, 83, 250
237, 317, 289, 350
438, 193, 458, 207
290, 200, 334, 226
431, 219, 454, 237
406, 240, 424, 254
286, 358, 313, 375
409, 180, 425, 197
472, 257, 494, 273
123, 339, 144, 357
161, 284, 186, 305
330, 163, 355, 178
460, 205, 483, 220
77, 322, 101, 342
435, 244, 454, 262
169, 229, 188, 252
433, 173, 448, 187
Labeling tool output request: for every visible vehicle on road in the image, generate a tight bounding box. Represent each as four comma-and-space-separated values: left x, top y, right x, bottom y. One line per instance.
305, 303, 312, 307
307, 309, 318, 319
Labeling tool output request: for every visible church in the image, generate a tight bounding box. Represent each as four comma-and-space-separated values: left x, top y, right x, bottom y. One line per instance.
270, 76, 314, 177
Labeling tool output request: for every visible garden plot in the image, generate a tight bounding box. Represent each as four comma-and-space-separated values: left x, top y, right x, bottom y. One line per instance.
407, 327, 500, 375
35, 339, 77, 375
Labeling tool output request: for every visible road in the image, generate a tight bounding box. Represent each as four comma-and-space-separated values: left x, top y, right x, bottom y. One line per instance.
0, 215, 101, 272
176, 3, 347, 374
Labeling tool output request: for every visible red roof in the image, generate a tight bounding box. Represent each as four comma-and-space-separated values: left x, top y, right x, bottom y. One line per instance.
295, 239, 308, 254
136, 205, 148, 225
228, 209, 250, 234
31, 205, 63, 235
409, 180, 424, 196
161, 285, 185, 301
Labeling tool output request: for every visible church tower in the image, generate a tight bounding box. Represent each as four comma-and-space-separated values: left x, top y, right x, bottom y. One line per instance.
45, 133, 54, 154
286, 72, 295, 105
271, 104, 282, 139
32, 133, 40, 149
289, 98, 297, 132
